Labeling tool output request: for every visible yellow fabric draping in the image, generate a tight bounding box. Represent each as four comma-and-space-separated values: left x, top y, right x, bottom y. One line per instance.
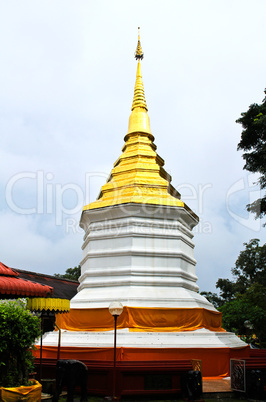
55, 306, 225, 332
33, 346, 250, 378
0, 380, 42, 402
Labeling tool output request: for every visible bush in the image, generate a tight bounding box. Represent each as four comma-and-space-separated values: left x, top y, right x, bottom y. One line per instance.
0, 299, 41, 387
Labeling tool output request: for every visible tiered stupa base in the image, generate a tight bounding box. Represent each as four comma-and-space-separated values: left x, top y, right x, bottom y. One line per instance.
36, 201, 248, 378
37, 325, 249, 377
38, 301, 248, 377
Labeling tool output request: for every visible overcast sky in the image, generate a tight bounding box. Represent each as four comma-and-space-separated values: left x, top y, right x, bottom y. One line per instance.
1, 0, 266, 293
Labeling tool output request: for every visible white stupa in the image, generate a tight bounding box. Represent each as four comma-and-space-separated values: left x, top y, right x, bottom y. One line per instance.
42, 31, 247, 377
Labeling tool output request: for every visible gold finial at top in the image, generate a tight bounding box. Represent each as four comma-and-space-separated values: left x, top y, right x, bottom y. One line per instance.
135, 27, 144, 60
128, 27, 149, 132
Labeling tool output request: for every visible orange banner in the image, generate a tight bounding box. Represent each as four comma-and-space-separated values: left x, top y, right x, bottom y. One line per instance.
56, 306, 224, 332
33, 345, 250, 378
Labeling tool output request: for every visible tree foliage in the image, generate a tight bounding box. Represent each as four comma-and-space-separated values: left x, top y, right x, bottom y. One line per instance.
0, 300, 41, 387
55, 265, 81, 281
236, 89, 266, 219
217, 239, 266, 299
201, 239, 266, 346
199, 291, 223, 309
219, 283, 266, 346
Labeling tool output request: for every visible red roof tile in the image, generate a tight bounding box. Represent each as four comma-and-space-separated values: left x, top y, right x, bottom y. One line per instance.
0, 262, 53, 297
0, 262, 19, 277
0, 276, 53, 297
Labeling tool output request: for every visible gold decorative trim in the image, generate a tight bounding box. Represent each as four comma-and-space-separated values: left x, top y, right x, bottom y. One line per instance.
27, 298, 70, 313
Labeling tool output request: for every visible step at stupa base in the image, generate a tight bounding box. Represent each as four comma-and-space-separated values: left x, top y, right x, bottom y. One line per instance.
36, 328, 249, 377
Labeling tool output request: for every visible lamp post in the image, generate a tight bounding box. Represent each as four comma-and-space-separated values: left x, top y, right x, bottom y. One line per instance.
109, 301, 123, 400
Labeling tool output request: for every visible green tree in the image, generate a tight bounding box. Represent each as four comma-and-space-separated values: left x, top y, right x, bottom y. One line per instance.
232, 238, 266, 288
0, 300, 41, 387
201, 239, 266, 346
199, 291, 223, 309
55, 265, 81, 281
236, 89, 266, 220
215, 278, 236, 303
220, 283, 266, 346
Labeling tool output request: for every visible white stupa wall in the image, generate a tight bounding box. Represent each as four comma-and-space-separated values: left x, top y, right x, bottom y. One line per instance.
71, 203, 215, 310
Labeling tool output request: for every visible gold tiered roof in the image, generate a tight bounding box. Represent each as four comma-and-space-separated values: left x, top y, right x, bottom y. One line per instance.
84, 31, 198, 219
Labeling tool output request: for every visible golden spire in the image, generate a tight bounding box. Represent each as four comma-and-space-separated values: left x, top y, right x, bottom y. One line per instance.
134, 27, 144, 60
128, 27, 150, 134
83, 29, 198, 222
131, 61, 148, 111
131, 28, 147, 111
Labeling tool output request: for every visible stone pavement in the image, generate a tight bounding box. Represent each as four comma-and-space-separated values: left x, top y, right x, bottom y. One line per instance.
203, 376, 232, 393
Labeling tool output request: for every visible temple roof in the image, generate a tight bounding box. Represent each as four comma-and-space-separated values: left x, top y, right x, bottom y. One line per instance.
0, 262, 53, 298
0, 262, 79, 299
84, 30, 198, 221
17, 268, 78, 300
